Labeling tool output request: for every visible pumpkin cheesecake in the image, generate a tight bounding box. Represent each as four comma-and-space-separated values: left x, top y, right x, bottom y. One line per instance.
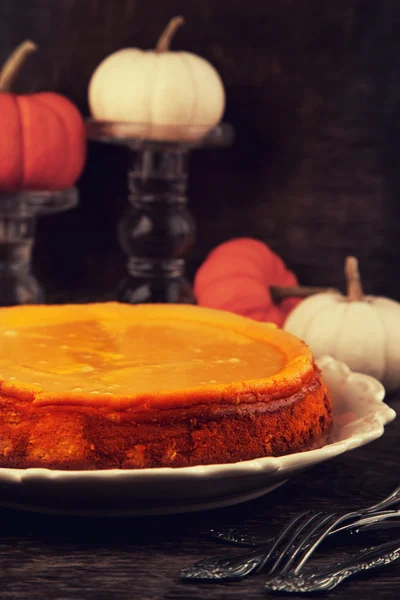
0, 303, 332, 470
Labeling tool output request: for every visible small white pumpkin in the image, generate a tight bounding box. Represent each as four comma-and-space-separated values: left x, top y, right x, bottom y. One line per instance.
88, 16, 225, 141
284, 256, 400, 391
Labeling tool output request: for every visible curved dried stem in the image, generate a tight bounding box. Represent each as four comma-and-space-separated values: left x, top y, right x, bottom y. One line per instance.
156, 16, 185, 53
0, 40, 38, 92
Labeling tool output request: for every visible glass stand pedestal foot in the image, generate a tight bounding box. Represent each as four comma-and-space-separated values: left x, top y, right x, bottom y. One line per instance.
0, 188, 78, 306
87, 120, 234, 305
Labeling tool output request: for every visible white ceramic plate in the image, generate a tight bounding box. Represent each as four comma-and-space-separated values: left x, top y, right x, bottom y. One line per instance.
0, 357, 395, 516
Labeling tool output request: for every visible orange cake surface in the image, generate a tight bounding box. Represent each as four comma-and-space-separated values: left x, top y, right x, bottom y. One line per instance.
0, 303, 332, 469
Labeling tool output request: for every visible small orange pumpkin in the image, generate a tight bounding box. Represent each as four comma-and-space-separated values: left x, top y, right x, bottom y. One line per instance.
0, 41, 86, 191
194, 238, 302, 326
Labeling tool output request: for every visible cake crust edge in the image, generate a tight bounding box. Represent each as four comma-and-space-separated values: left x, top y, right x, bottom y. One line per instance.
0, 364, 332, 470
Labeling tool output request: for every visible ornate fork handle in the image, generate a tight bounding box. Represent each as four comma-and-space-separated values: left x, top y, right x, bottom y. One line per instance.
264, 537, 400, 594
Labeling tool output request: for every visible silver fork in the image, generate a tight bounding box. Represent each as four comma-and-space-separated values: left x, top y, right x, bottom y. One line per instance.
263, 501, 400, 592
210, 483, 400, 547
181, 484, 400, 582
262, 510, 400, 584
262, 498, 400, 584
264, 536, 400, 594
181, 511, 337, 581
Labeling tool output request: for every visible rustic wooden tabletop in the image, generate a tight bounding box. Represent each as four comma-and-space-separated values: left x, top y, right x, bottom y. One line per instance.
0, 394, 398, 600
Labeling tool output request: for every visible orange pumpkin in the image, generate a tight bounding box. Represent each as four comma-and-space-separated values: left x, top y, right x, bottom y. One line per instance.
0, 41, 86, 191
194, 238, 302, 326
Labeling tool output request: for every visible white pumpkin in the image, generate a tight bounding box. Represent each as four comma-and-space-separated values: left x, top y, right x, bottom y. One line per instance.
284, 256, 400, 391
88, 16, 225, 141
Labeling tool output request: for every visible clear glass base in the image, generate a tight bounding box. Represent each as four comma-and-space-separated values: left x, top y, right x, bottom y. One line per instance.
87, 120, 233, 305
117, 257, 194, 304
0, 188, 78, 306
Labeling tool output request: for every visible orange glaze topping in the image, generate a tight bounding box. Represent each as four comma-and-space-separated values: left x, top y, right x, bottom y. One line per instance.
0, 303, 313, 410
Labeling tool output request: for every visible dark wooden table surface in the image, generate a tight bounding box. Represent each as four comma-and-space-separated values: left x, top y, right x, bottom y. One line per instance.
0, 395, 397, 600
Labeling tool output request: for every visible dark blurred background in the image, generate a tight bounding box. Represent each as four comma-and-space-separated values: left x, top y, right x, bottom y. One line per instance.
2, 0, 400, 302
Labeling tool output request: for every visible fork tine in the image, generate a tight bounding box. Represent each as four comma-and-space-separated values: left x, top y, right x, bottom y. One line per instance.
276, 513, 338, 575
253, 511, 313, 574
293, 511, 356, 574
267, 512, 333, 576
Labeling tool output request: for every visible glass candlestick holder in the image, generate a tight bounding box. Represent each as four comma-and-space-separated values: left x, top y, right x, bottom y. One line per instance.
86, 120, 234, 304
0, 187, 78, 306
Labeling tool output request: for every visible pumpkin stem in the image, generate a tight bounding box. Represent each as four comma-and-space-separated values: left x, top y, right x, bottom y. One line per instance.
155, 16, 185, 53
0, 40, 38, 92
345, 256, 364, 301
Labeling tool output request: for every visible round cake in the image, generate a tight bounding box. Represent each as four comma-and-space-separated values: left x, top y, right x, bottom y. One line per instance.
0, 303, 332, 470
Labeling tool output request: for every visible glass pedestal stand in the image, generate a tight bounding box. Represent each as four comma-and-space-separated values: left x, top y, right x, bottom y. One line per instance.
87, 121, 233, 304
0, 188, 78, 306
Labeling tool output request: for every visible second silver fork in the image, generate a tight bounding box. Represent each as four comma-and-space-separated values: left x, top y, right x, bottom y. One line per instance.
181, 484, 400, 582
